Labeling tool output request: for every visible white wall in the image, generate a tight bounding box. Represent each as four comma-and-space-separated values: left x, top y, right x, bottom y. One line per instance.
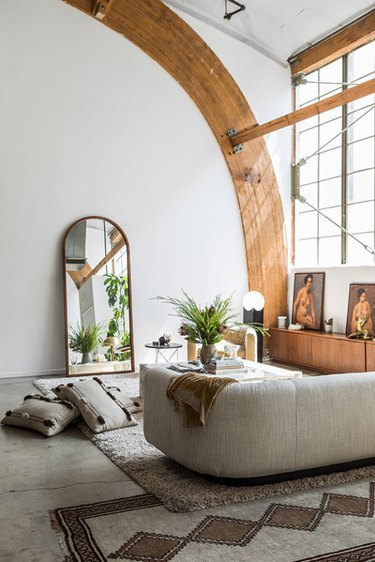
175, 8, 293, 240
0, 0, 291, 377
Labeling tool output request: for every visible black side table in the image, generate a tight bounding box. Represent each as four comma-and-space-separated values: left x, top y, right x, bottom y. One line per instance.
145, 343, 182, 363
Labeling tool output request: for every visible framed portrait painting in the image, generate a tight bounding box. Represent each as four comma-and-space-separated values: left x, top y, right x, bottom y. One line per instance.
292, 272, 325, 330
346, 284, 375, 337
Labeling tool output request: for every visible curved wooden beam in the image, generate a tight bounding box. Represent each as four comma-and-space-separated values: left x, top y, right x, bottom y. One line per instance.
62, 0, 288, 327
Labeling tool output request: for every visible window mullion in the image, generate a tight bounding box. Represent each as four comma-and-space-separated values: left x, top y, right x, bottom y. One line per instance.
373, 93, 375, 264
317, 67, 320, 264
342, 54, 348, 264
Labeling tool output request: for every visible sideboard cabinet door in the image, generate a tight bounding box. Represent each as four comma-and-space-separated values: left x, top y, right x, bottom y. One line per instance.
311, 335, 366, 373
269, 328, 367, 373
269, 328, 312, 367
366, 341, 375, 372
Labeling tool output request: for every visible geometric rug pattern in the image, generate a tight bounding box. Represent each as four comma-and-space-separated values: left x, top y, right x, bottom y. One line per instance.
51, 483, 375, 561
52, 494, 161, 562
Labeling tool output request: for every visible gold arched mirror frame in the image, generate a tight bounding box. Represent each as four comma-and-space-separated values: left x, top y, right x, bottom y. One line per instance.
63, 216, 135, 376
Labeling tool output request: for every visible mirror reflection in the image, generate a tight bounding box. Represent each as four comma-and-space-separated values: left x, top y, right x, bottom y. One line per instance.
64, 217, 134, 375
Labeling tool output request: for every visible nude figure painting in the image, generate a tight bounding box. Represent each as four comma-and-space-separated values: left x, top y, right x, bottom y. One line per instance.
346, 284, 375, 338
292, 272, 325, 331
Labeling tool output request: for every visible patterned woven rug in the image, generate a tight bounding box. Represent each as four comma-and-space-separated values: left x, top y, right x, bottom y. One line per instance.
51, 481, 375, 561
34, 376, 375, 513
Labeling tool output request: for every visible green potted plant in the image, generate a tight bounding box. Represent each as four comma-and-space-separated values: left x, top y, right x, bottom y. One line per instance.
156, 291, 269, 365
68, 324, 103, 364
154, 291, 236, 365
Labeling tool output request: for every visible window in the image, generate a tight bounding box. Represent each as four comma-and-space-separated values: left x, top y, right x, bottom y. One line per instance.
114, 247, 128, 277
294, 40, 375, 266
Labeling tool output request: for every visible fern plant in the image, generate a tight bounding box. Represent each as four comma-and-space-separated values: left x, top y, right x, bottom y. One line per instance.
155, 291, 269, 344
155, 291, 237, 345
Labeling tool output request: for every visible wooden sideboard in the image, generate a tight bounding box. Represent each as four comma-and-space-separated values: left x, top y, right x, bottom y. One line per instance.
269, 328, 375, 373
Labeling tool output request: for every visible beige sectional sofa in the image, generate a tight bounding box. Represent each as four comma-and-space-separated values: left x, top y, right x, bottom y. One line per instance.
144, 366, 375, 478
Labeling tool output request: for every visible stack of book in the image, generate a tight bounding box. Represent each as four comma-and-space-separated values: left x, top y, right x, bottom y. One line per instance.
168, 362, 204, 373
207, 358, 247, 375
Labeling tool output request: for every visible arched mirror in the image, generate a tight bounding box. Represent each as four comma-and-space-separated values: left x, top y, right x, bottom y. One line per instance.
63, 216, 134, 376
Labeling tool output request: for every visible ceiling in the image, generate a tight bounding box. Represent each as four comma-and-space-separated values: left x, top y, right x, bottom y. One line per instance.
164, 0, 374, 67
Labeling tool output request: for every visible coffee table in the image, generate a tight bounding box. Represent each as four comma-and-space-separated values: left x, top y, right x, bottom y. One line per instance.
211, 360, 303, 381
139, 360, 303, 397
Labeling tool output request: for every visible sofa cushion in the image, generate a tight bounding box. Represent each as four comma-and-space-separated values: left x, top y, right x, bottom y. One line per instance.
1, 394, 80, 437
55, 377, 137, 433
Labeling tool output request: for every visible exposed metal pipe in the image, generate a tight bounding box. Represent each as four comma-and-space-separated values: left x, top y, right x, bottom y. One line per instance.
297, 104, 375, 166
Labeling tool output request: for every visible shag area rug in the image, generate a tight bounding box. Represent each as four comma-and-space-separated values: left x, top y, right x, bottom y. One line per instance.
35, 375, 375, 513
52, 481, 375, 561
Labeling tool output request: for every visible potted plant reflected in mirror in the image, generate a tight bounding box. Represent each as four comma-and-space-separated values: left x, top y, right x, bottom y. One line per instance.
102, 336, 120, 362
103, 273, 131, 364
68, 324, 103, 364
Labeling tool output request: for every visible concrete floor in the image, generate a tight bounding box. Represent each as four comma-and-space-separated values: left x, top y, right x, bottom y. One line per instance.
0, 376, 144, 562
0, 363, 318, 561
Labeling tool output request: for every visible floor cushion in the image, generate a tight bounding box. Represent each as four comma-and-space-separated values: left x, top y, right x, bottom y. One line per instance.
1, 394, 79, 437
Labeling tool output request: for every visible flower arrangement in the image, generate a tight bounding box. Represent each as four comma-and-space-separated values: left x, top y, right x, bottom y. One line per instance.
155, 291, 237, 345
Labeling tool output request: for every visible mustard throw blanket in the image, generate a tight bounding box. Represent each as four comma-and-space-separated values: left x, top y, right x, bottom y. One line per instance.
166, 373, 237, 428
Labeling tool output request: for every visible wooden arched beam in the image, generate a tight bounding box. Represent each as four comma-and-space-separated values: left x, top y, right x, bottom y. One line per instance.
62, 0, 288, 327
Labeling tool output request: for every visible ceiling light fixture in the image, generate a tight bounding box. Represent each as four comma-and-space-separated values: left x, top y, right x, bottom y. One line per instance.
224, 0, 246, 20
